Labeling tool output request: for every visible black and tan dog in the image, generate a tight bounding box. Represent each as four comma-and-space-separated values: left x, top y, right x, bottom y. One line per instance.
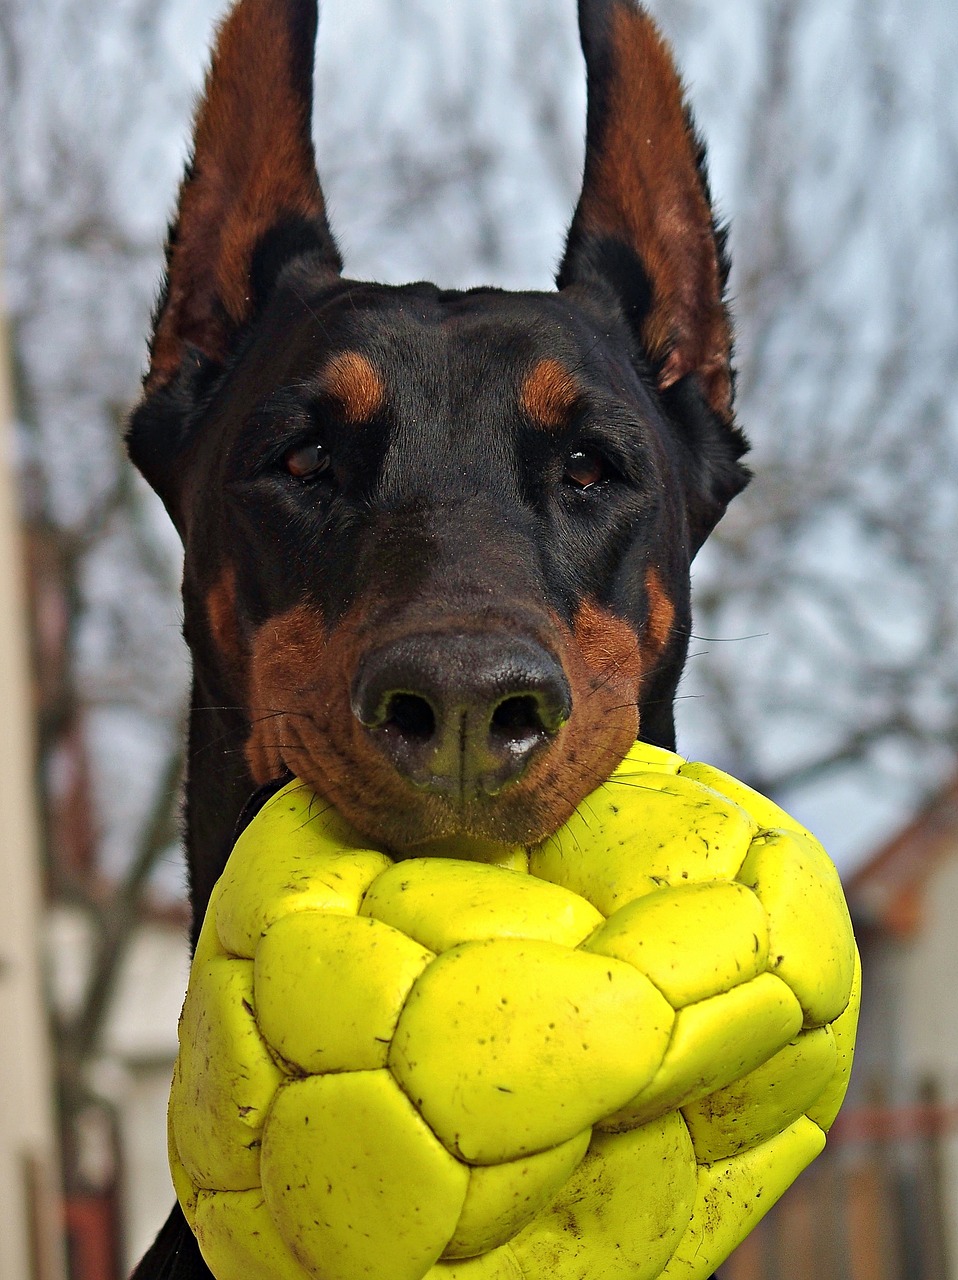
128, 0, 749, 1273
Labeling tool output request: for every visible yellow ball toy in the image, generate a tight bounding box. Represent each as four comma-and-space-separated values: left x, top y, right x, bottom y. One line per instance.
168, 741, 860, 1280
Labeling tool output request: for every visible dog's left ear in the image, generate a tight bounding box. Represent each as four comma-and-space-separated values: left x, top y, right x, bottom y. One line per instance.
559, 0, 748, 548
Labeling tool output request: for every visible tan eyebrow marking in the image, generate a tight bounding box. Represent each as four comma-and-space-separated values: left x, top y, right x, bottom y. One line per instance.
320, 351, 386, 423
519, 358, 581, 429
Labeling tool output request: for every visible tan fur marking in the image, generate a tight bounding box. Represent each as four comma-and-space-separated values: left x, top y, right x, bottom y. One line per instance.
520, 359, 581, 429
579, 7, 732, 419
205, 564, 246, 688
321, 352, 386, 423
572, 598, 644, 684
644, 568, 675, 653
245, 603, 329, 785
541, 599, 642, 797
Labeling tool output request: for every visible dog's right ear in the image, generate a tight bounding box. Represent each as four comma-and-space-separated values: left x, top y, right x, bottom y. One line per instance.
127, 0, 340, 524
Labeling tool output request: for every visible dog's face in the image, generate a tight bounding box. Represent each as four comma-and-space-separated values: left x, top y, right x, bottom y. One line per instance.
128, 0, 748, 880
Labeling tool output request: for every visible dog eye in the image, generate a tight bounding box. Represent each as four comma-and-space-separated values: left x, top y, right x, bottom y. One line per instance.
563, 449, 606, 490
284, 442, 330, 480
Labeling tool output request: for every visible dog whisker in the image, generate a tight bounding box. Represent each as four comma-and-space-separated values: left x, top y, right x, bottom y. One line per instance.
687, 632, 768, 644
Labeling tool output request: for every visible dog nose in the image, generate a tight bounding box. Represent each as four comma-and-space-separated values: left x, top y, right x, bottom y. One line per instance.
351, 633, 571, 797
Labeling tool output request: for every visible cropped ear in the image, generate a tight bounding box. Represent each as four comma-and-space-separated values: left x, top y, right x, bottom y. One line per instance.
145, 0, 341, 393
559, 0, 733, 424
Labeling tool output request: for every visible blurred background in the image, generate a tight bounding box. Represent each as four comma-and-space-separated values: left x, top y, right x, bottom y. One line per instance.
0, 0, 956, 1275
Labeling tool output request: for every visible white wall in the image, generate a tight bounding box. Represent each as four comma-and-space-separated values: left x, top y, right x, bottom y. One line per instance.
105, 922, 191, 1273
0, 256, 66, 1280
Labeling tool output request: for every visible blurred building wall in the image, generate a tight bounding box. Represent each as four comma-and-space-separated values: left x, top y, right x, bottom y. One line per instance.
893, 852, 958, 1274
848, 785, 958, 1277
0, 253, 66, 1276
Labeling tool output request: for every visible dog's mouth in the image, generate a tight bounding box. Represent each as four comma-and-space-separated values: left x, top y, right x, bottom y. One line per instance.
245, 688, 639, 860
243, 606, 646, 855
232, 773, 528, 865
260, 713, 582, 855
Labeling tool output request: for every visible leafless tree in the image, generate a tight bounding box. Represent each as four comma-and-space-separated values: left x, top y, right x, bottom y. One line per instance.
665, 0, 958, 849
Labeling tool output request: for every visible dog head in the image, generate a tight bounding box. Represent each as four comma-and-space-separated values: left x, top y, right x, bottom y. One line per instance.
128, 0, 748, 871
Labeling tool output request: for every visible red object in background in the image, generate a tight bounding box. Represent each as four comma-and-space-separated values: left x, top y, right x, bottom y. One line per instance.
64, 1193, 121, 1280
831, 1099, 958, 1144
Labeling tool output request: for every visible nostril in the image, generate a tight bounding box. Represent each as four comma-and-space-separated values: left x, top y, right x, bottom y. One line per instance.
482, 682, 568, 795
491, 694, 547, 740
352, 632, 571, 794
384, 693, 436, 742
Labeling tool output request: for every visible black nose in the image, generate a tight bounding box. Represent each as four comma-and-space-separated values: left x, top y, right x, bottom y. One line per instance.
351, 633, 572, 798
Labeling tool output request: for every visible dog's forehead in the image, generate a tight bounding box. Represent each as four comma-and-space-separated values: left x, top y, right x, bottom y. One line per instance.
266, 278, 625, 405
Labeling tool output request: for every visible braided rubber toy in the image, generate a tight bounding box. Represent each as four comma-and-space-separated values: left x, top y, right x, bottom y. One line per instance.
169, 741, 859, 1280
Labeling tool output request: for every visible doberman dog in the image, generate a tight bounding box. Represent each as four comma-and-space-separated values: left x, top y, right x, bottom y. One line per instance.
127, 0, 749, 1274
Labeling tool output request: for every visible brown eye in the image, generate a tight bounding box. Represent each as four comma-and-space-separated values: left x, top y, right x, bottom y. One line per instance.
284, 442, 330, 479
563, 449, 605, 490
